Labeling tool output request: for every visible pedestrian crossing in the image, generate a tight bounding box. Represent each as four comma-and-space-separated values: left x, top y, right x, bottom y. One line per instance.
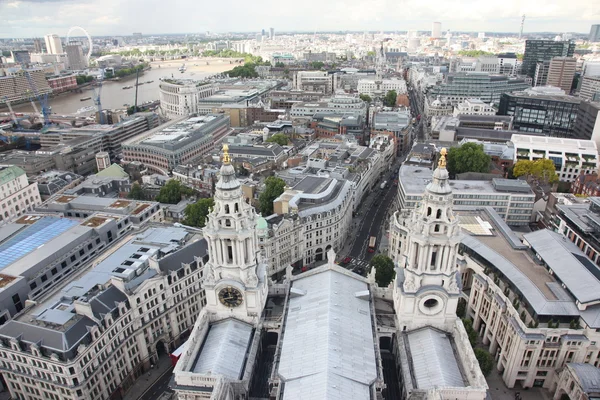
340, 257, 371, 275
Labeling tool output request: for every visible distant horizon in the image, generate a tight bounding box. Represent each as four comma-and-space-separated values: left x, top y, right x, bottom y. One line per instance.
0, 29, 595, 40
1, 0, 598, 38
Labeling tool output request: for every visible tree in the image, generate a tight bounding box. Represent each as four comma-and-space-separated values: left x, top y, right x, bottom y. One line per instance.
462, 318, 478, 346
183, 198, 214, 228
457, 298, 467, 318
275, 62, 285, 68
259, 176, 286, 216
446, 143, 491, 176
128, 182, 146, 200
458, 50, 495, 57
383, 90, 397, 107
474, 348, 494, 376
310, 61, 325, 69
155, 180, 194, 204
359, 94, 372, 103
369, 255, 395, 287
266, 133, 288, 146
512, 159, 559, 185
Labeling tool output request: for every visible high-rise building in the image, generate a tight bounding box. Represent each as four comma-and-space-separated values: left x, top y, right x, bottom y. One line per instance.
534, 61, 550, 87
269, 27, 274, 39
65, 42, 87, 70
33, 38, 44, 53
590, 24, 600, 42
431, 21, 442, 38
521, 39, 575, 78
44, 33, 63, 55
580, 76, 600, 102
547, 57, 577, 93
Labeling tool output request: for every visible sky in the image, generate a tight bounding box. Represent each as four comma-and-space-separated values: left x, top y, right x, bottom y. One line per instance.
1, 0, 598, 38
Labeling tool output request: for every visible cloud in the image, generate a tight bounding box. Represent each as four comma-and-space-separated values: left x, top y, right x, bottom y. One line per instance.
0, 0, 598, 37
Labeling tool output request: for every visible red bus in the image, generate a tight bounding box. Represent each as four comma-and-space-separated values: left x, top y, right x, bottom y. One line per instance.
368, 236, 377, 253
170, 341, 187, 367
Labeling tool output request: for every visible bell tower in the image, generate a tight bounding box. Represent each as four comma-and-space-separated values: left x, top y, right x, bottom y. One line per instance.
391, 149, 462, 330
201, 144, 268, 323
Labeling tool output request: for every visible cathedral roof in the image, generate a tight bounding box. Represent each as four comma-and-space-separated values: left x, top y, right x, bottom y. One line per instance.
425, 149, 452, 195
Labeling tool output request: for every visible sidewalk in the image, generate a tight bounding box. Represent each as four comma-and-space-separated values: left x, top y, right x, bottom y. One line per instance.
486, 367, 553, 400
123, 356, 173, 400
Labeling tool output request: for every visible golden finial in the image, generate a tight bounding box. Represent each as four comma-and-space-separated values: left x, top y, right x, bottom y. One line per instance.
222, 143, 230, 165
438, 148, 447, 169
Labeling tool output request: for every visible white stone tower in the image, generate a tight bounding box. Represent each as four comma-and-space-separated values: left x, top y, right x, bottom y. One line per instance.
201, 144, 268, 323
391, 149, 462, 331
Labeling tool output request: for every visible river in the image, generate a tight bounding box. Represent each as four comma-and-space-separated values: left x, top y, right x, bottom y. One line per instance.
10, 59, 234, 115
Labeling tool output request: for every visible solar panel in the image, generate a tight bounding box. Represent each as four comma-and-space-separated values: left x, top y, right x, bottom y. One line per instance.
0, 217, 79, 270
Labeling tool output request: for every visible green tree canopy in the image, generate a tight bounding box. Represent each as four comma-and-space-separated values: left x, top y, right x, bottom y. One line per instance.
275, 62, 285, 68
383, 90, 397, 107
266, 133, 288, 146
128, 182, 146, 200
512, 159, 559, 185
259, 176, 286, 216
458, 50, 495, 57
155, 180, 194, 204
225, 63, 259, 78
183, 198, 214, 228
359, 94, 372, 103
369, 254, 395, 287
474, 348, 494, 376
462, 318, 478, 347
446, 143, 491, 176
310, 61, 325, 69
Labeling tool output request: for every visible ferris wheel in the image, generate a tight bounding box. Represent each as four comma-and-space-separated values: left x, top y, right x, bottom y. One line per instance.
66, 26, 93, 63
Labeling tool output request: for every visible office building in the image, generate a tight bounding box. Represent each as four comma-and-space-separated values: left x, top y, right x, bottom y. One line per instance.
453, 98, 496, 116
357, 78, 407, 97
452, 56, 500, 74
431, 21, 442, 38
580, 76, 600, 102
498, 87, 581, 137
0, 67, 52, 103
0, 166, 42, 225
293, 71, 334, 94
534, 61, 550, 87
396, 163, 535, 225
522, 40, 575, 78
65, 42, 88, 70
46, 74, 77, 93
269, 90, 327, 110
590, 24, 600, 42
269, 27, 274, 39
33, 38, 44, 53
122, 114, 231, 174
574, 101, 600, 147
371, 110, 412, 154
497, 53, 521, 76
547, 57, 577, 93
0, 225, 207, 400
426, 73, 531, 106
511, 134, 599, 182
290, 95, 368, 120
158, 79, 217, 119
44, 34, 63, 55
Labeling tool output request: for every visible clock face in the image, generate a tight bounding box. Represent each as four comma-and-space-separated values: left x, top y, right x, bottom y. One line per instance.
218, 286, 243, 308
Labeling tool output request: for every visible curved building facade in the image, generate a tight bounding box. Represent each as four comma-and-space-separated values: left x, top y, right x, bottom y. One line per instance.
159, 79, 216, 119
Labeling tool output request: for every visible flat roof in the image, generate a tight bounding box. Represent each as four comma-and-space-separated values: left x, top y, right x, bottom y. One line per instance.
524, 229, 600, 304
278, 267, 377, 400
191, 319, 253, 379
0, 217, 79, 272
511, 134, 597, 152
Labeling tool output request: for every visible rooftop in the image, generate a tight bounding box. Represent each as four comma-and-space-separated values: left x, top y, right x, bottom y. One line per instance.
0, 217, 79, 272
278, 266, 377, 400
191, 318, 253, 380
511, 134, 598, 152
0, 165, 26, 186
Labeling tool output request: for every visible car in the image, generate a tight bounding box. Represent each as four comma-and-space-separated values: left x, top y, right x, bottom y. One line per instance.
342, 257, 352, 264
301, 266, 308, 272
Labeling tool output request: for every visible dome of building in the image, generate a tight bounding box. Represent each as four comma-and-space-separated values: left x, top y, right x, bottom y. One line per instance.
256, 217, 268, 230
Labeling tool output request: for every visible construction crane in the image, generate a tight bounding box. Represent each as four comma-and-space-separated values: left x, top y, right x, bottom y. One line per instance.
22, 68, 51, 126
92, 81, 104, 124
2, 96, 19, 127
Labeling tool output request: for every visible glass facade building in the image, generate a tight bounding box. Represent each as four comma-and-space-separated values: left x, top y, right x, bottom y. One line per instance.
426, 73, 531, 106
522, 40, 575, 78
498, 92, 581, 137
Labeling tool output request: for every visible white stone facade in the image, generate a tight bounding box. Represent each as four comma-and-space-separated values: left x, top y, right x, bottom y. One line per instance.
159, 79, 216, 119
0, 166, 41, 225
453, 98, 497, 116
357, 78, 407, 97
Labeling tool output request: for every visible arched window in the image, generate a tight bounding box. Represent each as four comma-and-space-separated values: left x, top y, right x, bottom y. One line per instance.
234, 203, 239, 213
434, 225, 440, 232
224, 204, 230, 214
427, 207, 432, 216
436, 209, 442, 219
